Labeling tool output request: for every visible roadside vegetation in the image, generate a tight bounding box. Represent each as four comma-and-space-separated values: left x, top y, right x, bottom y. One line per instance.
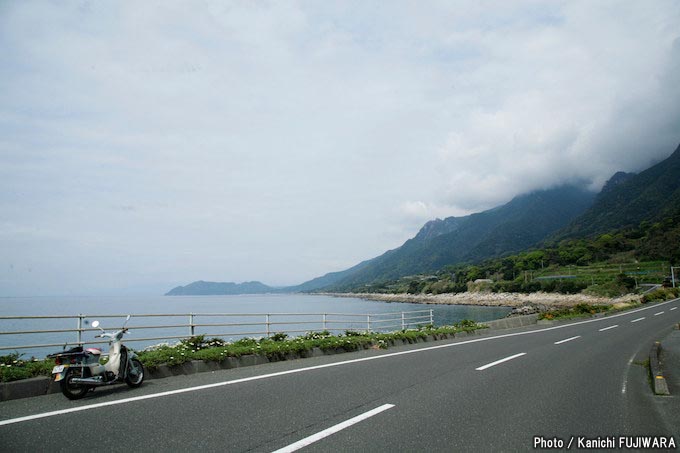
0, 321, 484, 382
136, 321, 483, 369
0, 352, 55, 383
642, 287, 680, 303
537, 303, 613, 321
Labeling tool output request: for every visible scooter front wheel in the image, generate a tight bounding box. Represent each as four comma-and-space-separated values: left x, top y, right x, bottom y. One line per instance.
125, 358, 144, 388
60, 368, 90, 400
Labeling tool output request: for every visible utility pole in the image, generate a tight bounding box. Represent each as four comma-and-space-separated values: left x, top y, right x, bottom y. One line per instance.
672, 266, 678, 288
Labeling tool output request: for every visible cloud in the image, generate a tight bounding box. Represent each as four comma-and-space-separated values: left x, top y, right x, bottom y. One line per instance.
422, 1, 680, 210
1, 1, 679, 295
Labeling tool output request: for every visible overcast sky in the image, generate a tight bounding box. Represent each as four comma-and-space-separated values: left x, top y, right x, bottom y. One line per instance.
2, 1, 680, 296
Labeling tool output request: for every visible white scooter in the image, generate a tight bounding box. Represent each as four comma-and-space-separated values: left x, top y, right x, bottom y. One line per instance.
48, 315, 144, 399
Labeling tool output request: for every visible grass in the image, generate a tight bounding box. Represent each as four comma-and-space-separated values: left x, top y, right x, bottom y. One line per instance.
0, 321, 486, 382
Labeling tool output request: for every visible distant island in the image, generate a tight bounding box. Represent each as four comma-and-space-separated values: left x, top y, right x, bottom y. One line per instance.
165, 280, 276, 296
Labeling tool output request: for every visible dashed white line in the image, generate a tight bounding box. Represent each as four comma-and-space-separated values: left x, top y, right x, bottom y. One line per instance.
598, 325, 618, 332
654, 311, 665, 316
476, 353, 527, 371
272, 404, 395, 453
671, 307, 678, 311
631, 317, 645, 323
554, 336, 581, 345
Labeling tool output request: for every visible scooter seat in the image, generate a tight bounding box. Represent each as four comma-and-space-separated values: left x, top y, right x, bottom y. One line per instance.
64, 346, 83, 354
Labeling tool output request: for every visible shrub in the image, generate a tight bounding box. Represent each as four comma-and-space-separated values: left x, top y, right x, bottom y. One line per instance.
642, 288, 680, 303
301, 331, 332, 340
0, 352, 55, 382
344, 330, 363, 337
270, 332, 288, 342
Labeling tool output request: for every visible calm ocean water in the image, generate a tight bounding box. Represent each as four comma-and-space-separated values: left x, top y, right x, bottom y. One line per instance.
0, 294, 511, 358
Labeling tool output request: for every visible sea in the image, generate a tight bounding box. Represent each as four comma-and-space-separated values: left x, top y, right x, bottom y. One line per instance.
0, 294, 511, 358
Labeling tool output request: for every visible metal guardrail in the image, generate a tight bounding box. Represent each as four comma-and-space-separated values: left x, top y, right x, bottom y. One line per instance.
0, 310, 434, 354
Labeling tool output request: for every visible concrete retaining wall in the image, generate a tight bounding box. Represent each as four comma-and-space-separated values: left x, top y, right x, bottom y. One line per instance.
482, 314, 539, 330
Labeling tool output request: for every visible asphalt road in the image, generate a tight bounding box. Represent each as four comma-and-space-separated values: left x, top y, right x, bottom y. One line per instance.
1, 298, 679, 452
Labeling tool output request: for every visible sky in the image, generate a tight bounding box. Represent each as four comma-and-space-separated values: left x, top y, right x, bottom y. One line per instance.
1, 1, 680, 296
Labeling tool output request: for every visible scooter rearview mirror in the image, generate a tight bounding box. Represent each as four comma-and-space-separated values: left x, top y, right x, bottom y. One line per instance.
91, 320, 100, 328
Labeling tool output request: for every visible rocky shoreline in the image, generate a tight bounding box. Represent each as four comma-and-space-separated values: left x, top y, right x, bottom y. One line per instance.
322, 291, 641, 313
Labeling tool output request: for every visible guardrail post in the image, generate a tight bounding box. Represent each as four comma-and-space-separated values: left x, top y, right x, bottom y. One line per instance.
430, 309, 434, 326
77, 314, 83, 344
322, 313, 327, 331
189, 313, 195, 337
401, 312, 405, 330
367, 315, 371, 333
266, 314, 270, 337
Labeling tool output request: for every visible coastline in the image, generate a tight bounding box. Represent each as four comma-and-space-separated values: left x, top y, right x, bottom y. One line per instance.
320, 291, 640, 309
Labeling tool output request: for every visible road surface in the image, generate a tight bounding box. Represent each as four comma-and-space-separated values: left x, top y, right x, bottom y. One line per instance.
1, 298, 679, 452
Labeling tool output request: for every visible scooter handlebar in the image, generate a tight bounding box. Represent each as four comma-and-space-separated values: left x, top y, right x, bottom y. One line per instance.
92, 327, 129, 340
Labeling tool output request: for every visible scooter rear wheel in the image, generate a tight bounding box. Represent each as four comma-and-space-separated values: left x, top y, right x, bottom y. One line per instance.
60, 368, 90, 400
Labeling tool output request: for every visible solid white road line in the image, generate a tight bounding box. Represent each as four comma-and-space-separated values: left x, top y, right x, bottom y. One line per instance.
475, 353, 527, 371
621, 352, 636, 395
554, 336, 580, 345
272, 404, 395, 453
2, 298, 677, 427
654, 311, 665, 316
598, 325, 618, 332
631, 317, 645, 323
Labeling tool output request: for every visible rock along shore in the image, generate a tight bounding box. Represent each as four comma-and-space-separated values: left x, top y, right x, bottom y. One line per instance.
320, 291, 640, 310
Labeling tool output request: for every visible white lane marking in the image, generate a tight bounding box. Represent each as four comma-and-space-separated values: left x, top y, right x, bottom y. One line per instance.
554, 336, 580, 345
671, 307, 678, 311
631, 317, 645, 323
476, 353, 527, 371
2, 298, 678, 427
622, 353, 636, 395
654, 311, 664, 316
598, 325, 618, 332
272, 404, 395, 453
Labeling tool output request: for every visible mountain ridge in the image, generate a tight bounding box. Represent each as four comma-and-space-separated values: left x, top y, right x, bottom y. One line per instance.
557, 143, 680, 239
165, 142, 680, 296
316, 185, 596, 291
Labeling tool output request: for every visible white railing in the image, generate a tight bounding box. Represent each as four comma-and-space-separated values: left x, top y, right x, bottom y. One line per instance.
0, 310, 434, 356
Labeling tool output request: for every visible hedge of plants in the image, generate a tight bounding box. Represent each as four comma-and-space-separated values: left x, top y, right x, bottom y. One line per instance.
1, 321, 484, 382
